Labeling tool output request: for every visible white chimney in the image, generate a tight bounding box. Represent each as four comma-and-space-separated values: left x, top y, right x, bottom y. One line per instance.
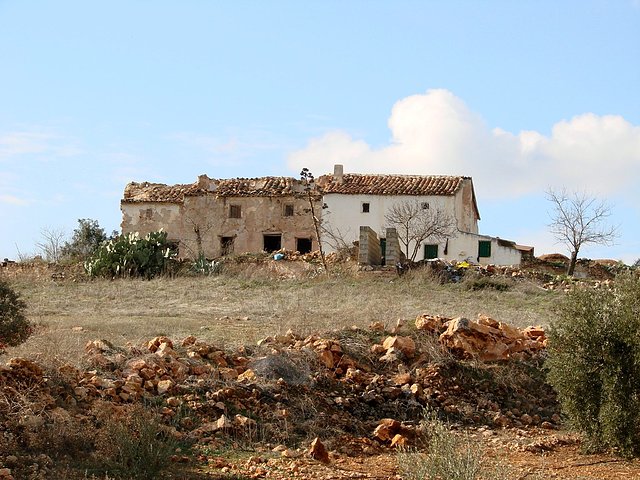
334, 164, 344, 184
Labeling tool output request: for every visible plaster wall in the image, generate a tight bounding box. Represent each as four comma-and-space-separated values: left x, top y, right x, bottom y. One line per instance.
122, 195, 318, 259
121, 202, 183, 242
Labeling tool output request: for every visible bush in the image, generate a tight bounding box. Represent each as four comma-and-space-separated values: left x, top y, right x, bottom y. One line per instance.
0, 280, 32, 348
546, 274, 640, 456
397, 408, 504, 480
61, 218, 108, 261
95, 403, 180, 479
85, 230, 177, 279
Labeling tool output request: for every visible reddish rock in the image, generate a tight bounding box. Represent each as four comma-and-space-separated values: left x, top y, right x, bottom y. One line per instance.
308, 437, 330, 463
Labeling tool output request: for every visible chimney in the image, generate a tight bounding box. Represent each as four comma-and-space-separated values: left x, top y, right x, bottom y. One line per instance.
334, 164, 344, 184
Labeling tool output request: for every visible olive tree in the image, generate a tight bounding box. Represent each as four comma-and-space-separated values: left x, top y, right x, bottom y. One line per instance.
546, 189, 618, 276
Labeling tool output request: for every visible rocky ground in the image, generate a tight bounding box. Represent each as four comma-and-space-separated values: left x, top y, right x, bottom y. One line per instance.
1, 258, 639, 479
0, 310, 574, 479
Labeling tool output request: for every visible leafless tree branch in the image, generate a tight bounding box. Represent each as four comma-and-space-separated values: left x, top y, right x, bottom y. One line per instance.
547, 188, 618, 276
384, 199, 457, 262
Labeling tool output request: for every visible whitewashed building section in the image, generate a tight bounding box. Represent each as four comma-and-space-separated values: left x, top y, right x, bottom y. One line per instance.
316, 165, 532, 266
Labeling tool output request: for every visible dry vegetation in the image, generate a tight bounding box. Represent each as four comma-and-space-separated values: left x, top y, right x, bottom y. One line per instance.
5, 261, 638, 479
5, 264, 557, 367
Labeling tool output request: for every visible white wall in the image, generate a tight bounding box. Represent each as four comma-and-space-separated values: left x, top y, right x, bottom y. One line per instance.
321, 193, 455, 251
321, 193, 522, 265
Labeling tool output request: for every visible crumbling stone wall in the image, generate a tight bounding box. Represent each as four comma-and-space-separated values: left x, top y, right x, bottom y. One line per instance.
384, 228, 402, 266
359, 226, 382, 265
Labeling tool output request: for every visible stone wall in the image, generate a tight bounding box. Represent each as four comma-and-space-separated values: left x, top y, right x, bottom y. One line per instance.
384, 228, 402, 266
358, 226, 382, 265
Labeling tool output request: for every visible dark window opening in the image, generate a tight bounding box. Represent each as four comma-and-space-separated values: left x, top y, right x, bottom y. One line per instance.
421, 202, 429, 210
229, 205, 241, 218
424, 244, 438, 260
263, 234, 282, 252
478, 240, 491, 258
362, 202, 370, 213
296, 237, 312, 254
283, 204, 294, 217
220, 236, 235, 256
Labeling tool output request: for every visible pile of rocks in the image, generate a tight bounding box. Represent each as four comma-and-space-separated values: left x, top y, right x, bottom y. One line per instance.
0, 314, 559, 478
415, 313, 546, 361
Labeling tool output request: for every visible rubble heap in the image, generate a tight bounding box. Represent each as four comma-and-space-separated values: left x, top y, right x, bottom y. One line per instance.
0, 314, 558, 479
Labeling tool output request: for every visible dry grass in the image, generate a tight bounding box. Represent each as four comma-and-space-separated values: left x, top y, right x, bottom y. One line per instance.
3, 264, 560, 366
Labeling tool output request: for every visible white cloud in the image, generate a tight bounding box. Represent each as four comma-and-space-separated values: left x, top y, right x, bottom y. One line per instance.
288, 89, 640, 199
0, 130, 83, 160
0, 194, 30, 206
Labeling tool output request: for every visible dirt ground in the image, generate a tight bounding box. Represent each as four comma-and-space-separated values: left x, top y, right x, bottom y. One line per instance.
2, 260, 639, 479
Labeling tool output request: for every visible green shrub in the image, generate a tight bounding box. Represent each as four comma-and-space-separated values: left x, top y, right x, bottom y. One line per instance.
61, 218, 108, 261
0, 280, 32, 348
190, 253, 222, 276
85, 230, 177, 279
546, 274, 640, 457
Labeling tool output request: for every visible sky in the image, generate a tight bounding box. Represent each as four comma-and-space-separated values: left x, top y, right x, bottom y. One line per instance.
1, 0, 639, 263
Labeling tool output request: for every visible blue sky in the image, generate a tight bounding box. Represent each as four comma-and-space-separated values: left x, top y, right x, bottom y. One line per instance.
1, 1, 639, 263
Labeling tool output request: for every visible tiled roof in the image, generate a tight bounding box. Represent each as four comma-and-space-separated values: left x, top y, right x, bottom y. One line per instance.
122, 176, 306, 203
122, 173, 471, 203
214, 177, 303, 197
317, 174, 467, 196
122, 182, 205, 203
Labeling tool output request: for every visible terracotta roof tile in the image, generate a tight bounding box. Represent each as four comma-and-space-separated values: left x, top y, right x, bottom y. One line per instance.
214, 177, 303, 197
122, 176, 305, 203
317, 174, 466, 196
122, 182, 205, 203
122, 173, 470, 203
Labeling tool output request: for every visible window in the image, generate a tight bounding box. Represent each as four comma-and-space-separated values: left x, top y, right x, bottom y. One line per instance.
229, 204, 241, 218
478, 240, 491, 258
296, 237, 312, 254
362, 202, 370, 213
220, 236, 235, 256
283, 204, 294, 217
140, 208, 153, 220
263, 234, 282, 252
421, 202, 429, 210
424, 244, 438, 260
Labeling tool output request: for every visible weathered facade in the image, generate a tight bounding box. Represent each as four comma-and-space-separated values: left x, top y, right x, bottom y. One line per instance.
121, 165, 532, 265
121, 175, 320, 258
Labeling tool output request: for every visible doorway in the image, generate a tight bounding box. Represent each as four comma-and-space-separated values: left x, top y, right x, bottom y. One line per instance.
263, 234, 282, 252
296, 237, 312, 254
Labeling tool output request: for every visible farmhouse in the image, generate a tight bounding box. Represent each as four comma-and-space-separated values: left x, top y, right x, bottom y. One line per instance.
121, 175, 321, 258
120, 165, 532, 265
317, 165, 532, 265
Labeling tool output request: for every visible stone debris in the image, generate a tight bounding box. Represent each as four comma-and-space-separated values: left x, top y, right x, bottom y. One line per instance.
415, 313, 546, 361
0, 313, 559, 479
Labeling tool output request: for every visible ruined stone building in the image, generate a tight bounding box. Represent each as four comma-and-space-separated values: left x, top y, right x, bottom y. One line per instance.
121, 174, 320, 258
121, 165, 532, 265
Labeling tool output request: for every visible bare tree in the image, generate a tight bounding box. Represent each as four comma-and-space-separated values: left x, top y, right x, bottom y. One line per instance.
300, 168, 328, 274
36, 227, 67, 263
547, 188, 618, 276
384, 199, 456, 262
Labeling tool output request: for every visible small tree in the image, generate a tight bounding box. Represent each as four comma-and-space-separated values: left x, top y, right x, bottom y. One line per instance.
384, 199, 456, 262
300, 168, 328, 273
61, 218, 108, 261
36, 227, 66, 263
547, 189, 618, 276
546, 274, 640, 457
0, 281, 32, 349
